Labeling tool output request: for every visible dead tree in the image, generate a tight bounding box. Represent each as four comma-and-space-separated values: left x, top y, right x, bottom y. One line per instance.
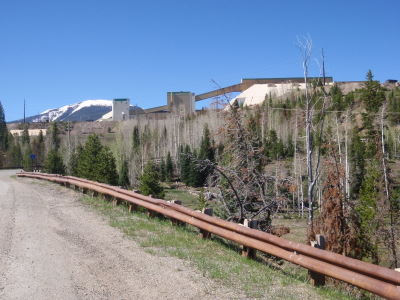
188, 103, 290, 232
298, 37, 328, 235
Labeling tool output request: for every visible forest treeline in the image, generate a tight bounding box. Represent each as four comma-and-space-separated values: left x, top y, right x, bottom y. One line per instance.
1, 70, 400, 270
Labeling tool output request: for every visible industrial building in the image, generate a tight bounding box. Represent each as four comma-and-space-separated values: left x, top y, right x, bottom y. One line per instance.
112, 98, 130, 121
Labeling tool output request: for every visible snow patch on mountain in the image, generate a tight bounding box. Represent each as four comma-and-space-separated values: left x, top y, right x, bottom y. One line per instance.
32, 99, 113, 122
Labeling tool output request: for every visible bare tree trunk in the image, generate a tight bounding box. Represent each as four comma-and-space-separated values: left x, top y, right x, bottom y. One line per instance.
344, 111, 350, 201
299, 158, 304, 218
293, 110, 298, 213
303, 46, 315, 231
335, 114, 342, 163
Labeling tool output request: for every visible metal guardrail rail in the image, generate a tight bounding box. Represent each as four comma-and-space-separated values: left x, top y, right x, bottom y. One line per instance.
17, 172, 400, 299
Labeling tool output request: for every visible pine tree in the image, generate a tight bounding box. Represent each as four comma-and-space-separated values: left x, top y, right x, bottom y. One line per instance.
361, 70, 385, 113
8, 140, 22, 168
195, 125, 216, 186
180, 145, 192, 184
356, 161, 380, 263
69, 144, 83, 176
76, 134, 103, 180
44, 149, 66, 175
97, 146, 118, 185
118, 159, 130, 188
49, 122, 60, 150
31, 131, 45, 168
330, 84, 344, 112
350, 129, 366, 196
188, 149, 202, 187
0, 101, 8, 151
76, 134, 118, 185
159, 158, 166, 182
132, 125, 140, 152
22, 145, 33, 171
285, 134, 295, 158
166, 152, 174, 181
388, 90, 400, 125
21, 125, 30, 145
139, 161, 164, 198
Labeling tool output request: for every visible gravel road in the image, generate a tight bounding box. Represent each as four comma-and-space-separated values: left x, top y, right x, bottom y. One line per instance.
0, 170, 235, 300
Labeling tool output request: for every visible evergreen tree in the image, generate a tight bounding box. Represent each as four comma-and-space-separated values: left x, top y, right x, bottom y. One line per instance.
76, 134, 104, 180
21, 125, 30, 145
166, 152, 174, 181
188, 149, 202, 187
388, 90, 400, 125
265, 130, 279, 159
198, 125, 215, 162
76, 134, 118, 185
118, 159, 130, 188
350, 129, 366, 196
285, 135, 295, 158
159, 158, 166, 182
49, 122, 60, 150
0, 101, 8, 151
97, 146, 118, 185
361, 70, 385, 113
194, 125, 216, 186
138, 161, 164, 198
31, 131, 45, 167
356, 161, 380, 263
44, 150, 66, 175
180, 145, 192, 184
8, 140, 22, 168
69, 144, 83, 176
22, 145, 33, 171
132, 125, 140, 152
330, 84, 345, 112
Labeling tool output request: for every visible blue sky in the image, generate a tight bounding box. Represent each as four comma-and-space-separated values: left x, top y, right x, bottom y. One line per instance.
0, 0, 399, 121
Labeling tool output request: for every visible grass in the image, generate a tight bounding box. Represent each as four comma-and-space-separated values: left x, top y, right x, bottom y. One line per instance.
164, 188, 200, 209
80, 194, 360, 299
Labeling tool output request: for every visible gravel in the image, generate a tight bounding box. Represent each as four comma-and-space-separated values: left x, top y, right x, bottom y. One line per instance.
0, 170, 238, 300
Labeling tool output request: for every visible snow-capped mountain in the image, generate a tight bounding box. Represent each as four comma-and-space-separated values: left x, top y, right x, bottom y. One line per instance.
11, 99, 142, 123
38, 99, 112, 122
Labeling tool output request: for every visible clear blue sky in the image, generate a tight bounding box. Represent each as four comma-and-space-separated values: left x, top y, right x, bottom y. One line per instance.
1, 0, 399, 121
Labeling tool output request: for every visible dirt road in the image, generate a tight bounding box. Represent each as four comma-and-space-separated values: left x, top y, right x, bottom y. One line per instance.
0, 170, 234, 299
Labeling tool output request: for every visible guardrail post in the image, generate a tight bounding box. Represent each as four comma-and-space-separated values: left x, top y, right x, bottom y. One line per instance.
242, 219, 258, 258
309, 234, 326, 286
146, 195, 157, 218
112, 197, 119, 207
199, 208, 213, 239
169, 200, 185, 226
128, 203, 138, 213
64, 182, 70, 188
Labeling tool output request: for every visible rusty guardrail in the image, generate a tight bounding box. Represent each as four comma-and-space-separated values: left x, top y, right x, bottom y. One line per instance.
33, 172, 400, 286
17, 172, 400, 299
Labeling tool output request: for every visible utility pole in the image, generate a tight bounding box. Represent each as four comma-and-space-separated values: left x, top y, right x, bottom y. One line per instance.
322, 48, 326, 86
